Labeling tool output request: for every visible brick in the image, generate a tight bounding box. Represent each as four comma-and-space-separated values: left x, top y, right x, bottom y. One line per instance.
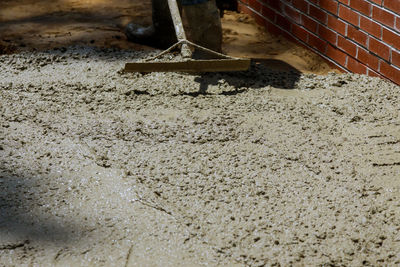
397, 16, 400, 32
318, 24, 338, 44
238, 2, 252, 15
319, 0, 338, 14
253, 11, 267, 27
284, 4, 302, 24
338, 0, 349, 4
291, 0, 309, 13
347, 25, 368, 46
357, 47, 379, 70
392, 49, 400, 67
276, 13, 292, 31
261, 5, 275, 20
383, 0, 400, 13
359, 16, 381, 38
332, 63, 347, 73
266, 20, 283, 36
248, 0, 262, 12
309, 4, 328, 24
308, 33, 328, 53
281, 28, 298, 43
347, 56, 367, 74
337, 36, 357, 57
302, 15, 318, 32
380, 60, 400, 84
326, 44, 348, 66
349, 0, 371, 15
369, 0, 382, 5
369, 37, 391, 60
382, 28, 400, 50
291, 24, 309, 42
372, 6, 395, 28
265, 0, 282, 12
367, 69, 382, 78
339, 4, 359, 26
327, 14, 347, 35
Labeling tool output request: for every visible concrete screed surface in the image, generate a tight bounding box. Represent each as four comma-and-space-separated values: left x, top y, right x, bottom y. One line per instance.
1, 47, 400, 266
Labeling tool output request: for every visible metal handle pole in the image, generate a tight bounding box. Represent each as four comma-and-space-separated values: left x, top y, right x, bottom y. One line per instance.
167, 0, 192, 59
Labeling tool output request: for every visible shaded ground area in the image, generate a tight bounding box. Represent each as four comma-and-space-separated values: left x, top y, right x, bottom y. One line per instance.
0, 0, 149, 52
0, 0, 334, 74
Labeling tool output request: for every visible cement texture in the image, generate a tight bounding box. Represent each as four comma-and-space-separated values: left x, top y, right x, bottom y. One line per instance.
1, 47, 400, 266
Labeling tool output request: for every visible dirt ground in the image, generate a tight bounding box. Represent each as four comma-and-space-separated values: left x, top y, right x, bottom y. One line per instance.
1, 1, 400, 267
0, 0, 335, 74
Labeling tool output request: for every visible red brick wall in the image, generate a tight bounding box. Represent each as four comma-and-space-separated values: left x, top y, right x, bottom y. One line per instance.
238, 0, 400, 84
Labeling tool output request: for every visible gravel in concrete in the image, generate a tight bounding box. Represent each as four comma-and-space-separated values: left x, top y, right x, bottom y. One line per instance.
1, 47, 400, 266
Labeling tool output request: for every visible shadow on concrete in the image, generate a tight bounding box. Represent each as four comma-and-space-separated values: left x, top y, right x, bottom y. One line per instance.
187, 58, 301, 95
0, 168, 81, 246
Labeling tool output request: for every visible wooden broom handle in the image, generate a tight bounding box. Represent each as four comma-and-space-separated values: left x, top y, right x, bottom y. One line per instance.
167, 0, 192, 58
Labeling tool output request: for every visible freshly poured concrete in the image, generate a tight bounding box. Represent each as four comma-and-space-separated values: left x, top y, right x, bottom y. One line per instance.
1, 47, 400, 266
